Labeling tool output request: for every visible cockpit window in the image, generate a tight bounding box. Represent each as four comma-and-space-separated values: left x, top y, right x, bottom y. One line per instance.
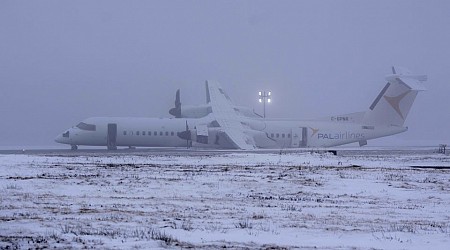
63, 131, 69, 138
76, 122, 96, 131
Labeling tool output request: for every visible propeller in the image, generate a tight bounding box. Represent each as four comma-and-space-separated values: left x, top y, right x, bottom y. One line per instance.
169, 89, 182, 118
177, 120, 191, 148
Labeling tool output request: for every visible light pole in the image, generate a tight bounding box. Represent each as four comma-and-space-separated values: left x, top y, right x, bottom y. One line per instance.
258, 91, 271, 118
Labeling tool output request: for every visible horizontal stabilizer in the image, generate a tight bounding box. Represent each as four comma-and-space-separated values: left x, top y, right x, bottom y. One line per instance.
386, 66, 427, 91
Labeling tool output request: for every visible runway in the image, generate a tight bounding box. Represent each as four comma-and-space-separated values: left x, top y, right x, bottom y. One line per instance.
0, 145, 440, 157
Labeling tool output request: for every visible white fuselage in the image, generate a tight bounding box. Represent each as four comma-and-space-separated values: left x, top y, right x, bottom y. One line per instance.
55, 116, 407, 149
56, 117, 190, 148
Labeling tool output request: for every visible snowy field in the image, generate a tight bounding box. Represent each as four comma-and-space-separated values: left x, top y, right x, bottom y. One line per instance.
1, 150, 450, 249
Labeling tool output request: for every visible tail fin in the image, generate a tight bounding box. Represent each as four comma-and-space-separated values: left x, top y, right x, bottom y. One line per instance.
363, 67, 427, 126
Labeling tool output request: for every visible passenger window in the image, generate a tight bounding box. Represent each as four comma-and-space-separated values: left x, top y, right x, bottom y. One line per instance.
123, 131, 127, 136
165, 131, 169, 136
282, 134, 285, 138
154, 131, 157, 136
171, 131, 174, 136
160, 132, 163, 136
148, 131, 151, 136
142, 131, 146, 136
276, 133, 279, 138
136, 131, 140, 136
271, 133, 274, 138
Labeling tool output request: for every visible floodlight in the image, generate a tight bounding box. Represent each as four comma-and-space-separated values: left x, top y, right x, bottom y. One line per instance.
257, 90, 272, 118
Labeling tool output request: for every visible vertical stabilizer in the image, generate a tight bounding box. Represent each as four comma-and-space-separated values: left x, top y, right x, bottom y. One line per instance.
363, 67, 427, 126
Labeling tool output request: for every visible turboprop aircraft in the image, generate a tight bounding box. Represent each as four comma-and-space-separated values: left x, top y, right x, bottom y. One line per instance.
55, 67, 427, 150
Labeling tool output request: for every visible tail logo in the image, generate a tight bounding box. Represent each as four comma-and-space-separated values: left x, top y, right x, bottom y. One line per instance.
383, 90, 411, 120
309, 127, 319, 138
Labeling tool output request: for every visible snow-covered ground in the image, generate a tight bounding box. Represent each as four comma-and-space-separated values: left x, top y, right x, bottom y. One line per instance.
1, 151, 449, 249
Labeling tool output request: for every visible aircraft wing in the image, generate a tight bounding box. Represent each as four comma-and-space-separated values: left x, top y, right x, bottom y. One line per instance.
206, 81, 256, 150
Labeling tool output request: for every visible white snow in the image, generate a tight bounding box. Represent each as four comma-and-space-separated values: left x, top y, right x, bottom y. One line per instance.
1, 150, 449, 249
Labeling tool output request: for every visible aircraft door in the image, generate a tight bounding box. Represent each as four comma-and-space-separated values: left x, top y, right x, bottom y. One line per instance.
107, 123, 117, 150
291, 127, 302, 148
301, 127, 307, 147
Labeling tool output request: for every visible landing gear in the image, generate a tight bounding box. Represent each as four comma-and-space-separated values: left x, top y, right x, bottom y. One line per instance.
71, 145, 78, 151
107, 145, 117, 150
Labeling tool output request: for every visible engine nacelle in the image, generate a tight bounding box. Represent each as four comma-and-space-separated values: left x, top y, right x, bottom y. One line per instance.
177, 105, 258, 119
169, 88, 261, 119
180, 105, 212, 118
169, 89, 212, 118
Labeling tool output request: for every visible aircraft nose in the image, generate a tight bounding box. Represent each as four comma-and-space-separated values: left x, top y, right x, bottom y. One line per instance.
55, 130, 70, 144
54, 134, 63, 143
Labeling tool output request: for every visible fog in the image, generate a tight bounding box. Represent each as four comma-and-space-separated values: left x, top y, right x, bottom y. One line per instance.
1, 0, 449, 147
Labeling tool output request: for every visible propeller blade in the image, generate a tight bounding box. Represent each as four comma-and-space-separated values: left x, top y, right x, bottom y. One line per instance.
175, 89, 181, 107
169, 89, 182, 118
186, 120, 190, 148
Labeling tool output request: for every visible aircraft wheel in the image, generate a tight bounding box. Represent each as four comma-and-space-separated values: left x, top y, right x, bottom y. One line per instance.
71, 145, 78, 151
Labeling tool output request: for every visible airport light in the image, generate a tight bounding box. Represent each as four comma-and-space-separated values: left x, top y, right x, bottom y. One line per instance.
258, 90, 272, 118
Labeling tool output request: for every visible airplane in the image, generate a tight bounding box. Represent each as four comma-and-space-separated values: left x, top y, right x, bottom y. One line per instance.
55, 67, 427, 150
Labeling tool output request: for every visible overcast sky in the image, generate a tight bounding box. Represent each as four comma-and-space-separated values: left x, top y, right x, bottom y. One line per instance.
1, 0, 449, 148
